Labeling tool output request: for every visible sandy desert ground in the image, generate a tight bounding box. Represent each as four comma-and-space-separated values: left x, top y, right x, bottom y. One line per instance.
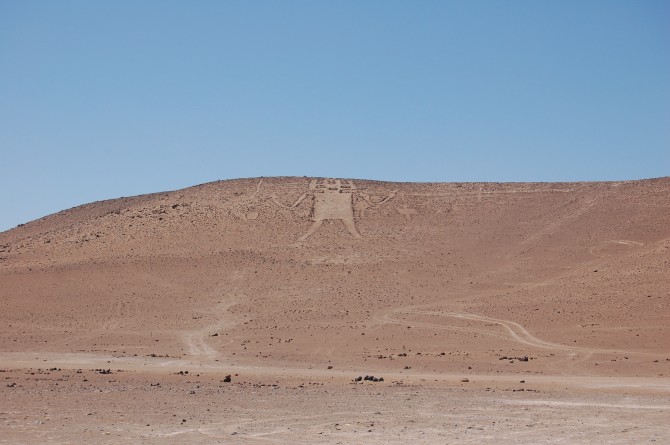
1, 176, 669, 443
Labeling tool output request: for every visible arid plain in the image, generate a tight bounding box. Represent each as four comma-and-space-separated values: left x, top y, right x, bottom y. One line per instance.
1, 177, 669, 444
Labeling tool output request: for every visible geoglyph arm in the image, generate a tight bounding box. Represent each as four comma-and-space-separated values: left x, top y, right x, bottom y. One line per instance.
290, 193, 309, 208
362, 189, 397, 208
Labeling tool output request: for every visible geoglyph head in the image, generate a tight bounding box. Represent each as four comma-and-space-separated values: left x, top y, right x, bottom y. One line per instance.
311, 178, 356, 193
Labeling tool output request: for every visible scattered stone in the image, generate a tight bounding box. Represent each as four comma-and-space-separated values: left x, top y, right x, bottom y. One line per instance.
460, 378, 469, 383
499, 355, 531, 362
357, 375, 383, 382
223, 375, 232, 382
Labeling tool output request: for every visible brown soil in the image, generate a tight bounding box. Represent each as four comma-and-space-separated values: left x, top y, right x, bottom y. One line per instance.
1, 177, 669, 443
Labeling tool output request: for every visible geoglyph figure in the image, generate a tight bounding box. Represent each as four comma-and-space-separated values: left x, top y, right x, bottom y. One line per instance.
272, 179, 395, 242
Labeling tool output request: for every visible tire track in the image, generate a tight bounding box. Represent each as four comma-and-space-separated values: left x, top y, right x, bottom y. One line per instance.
377, 306, 654, 357
181, 293, 244, 360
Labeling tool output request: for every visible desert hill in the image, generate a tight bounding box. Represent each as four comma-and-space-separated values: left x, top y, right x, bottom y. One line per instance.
1, 176, 668, 380
2, 176, 670, 444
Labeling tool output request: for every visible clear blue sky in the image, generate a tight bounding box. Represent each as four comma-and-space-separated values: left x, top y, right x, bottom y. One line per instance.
1, 1, 668, 231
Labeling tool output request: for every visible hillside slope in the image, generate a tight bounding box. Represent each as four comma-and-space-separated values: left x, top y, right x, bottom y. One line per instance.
1, 177, 669, 378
